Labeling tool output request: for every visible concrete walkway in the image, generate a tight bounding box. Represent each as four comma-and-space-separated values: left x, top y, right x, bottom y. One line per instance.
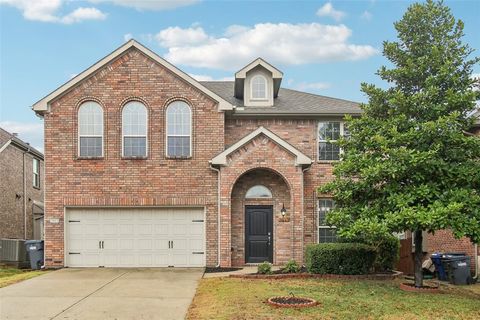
203, 266, 281, 278
0, 268, 204, 320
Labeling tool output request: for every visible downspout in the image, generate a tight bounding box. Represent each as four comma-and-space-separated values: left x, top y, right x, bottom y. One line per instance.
301, 164, 312, 265
209, 163, 221, 267
475, 244, 478, 279
23, 151, 27, 239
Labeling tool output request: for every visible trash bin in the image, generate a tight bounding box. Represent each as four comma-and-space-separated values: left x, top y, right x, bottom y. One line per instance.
25, 240, 44, 270
439, 253, 465, 281
430, 253, 447, 280
443, 256, 472, 285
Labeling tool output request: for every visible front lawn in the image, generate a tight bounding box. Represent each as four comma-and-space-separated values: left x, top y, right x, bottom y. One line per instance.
187, 278, 480, 320
0, 268, 45, 288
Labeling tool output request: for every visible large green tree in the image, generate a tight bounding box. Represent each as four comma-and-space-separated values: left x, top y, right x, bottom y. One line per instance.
320, 0, 480, 287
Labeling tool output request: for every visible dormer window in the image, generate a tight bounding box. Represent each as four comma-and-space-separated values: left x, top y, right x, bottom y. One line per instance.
251, 75, 267, 100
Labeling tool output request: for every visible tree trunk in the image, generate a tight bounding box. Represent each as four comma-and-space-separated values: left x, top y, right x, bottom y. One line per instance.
414, 229, 424, 288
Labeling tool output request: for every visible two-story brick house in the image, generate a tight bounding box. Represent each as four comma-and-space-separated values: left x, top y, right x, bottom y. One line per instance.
32, 40, 479, 271
0, 128, 44, 240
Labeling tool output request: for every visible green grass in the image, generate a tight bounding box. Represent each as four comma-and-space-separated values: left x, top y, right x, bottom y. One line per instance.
187, 278, 480, 320
0, 268, 46, 288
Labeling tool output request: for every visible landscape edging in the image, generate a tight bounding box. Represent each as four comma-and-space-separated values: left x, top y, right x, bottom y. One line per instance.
230, 270, 403, 280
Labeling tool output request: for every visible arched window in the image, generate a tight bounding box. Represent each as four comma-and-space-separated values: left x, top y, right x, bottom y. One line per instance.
78, 101, 103, 157
245, 185, 272, 198
251, 75, 267, 99
166, 100, 191, 158
122, 101, 147, 157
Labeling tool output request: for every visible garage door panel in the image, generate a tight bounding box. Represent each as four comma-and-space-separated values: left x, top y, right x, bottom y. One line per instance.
66, 208, 205, 267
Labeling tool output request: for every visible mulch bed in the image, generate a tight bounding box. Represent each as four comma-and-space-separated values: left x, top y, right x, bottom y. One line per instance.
399, 282, 441, 293
204, 267, 243, 273
267, 296, 318, 308
231, 270, 402, 280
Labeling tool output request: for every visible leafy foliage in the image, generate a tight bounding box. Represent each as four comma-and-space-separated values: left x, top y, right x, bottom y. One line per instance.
282, 259, 301, 274
257, 261, 273, 274
305, 243, 376, 275
319, 0, 480, 245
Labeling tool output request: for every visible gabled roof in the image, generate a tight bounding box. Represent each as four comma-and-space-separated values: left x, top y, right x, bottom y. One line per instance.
32, 40, 234, 114
210, 126, 312, 166
235, 58, 283, 79
0, 127, 44, 159
234, 58, 283, 99
201, 81, 362, 115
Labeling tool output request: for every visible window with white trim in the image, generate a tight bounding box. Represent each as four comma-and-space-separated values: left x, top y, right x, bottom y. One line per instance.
78, 101, 103, 157
251, 75, 267, 99
245, 185, 272, 198
318, 121, 346, 161
33, 158, 40, 188
122, 101, 147, 157
166, 101, 191, 158
318, 199, 337, 243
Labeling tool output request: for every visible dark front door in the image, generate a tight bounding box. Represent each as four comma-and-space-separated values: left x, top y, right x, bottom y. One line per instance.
245, 205, 273, 263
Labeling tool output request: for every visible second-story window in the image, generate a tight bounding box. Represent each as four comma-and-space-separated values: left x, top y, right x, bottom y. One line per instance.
318, 121, 347, 161
251, 75, 267, 99
33, 158, 40, 188
78, 101, 103, 157
122, 101, 147, 157
166, 101, 191, 158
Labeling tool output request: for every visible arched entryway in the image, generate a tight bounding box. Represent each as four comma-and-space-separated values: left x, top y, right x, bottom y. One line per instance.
230, 168, 292, 266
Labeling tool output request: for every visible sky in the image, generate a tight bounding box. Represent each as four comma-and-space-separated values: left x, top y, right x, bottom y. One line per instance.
0, 0, 479, 151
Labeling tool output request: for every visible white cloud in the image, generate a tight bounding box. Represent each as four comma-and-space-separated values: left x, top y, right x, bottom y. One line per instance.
361, 10, 372, 21
292, 82, 331, 91
89, 0, 199, 11
0, 0, 106, 24
0, 121, 44, 152
60, 7, 106, 24
155, 23, 377, 70
316, 2, 346, 21
188, 74, 234, 81
155, 26, 210, 47
124, 33, 133, 42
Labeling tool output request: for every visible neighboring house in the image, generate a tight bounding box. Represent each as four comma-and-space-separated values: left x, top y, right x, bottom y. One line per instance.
31, 40, 479, 271
0, 128, 44, 240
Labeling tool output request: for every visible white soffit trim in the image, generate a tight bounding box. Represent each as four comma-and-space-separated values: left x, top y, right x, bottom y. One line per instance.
32, 40, 234, 113
211, 126, 312, 166
0, 139, 12, 154
235, 58, 283, 79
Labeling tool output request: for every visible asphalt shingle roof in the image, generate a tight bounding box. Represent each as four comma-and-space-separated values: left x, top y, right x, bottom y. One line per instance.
200, 81, 362, 115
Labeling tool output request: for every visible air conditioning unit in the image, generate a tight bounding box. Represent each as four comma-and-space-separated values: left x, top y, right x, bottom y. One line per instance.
0, 239, 29, 268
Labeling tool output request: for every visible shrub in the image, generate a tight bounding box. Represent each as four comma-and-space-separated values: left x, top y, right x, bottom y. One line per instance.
305, 243, 376, 275
345, 235, 400, 272
371, 235, 400, 272
282, 259, 300, 273
257, 261, 272, 274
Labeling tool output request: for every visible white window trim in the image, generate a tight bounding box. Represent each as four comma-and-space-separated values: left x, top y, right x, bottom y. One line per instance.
165, 101, 193, 158
317, 198, 336, 243
245, 185, 273, 199
121, 102, 148, 158
317, 121, 346, 162
32, 158, 40, 188
77, 102, 104, 158
250, 74, 268, 101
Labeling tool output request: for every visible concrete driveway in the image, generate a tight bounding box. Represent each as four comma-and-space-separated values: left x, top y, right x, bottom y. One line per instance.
0, 268, 204, 320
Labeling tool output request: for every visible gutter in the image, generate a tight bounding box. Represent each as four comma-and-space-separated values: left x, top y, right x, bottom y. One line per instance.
209, 163, 222, 267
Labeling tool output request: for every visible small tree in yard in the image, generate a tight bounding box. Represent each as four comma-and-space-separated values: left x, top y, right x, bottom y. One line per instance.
319, 0, 480, 288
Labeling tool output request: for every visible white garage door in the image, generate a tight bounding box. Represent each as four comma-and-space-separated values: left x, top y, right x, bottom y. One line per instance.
65, 207, 205, 267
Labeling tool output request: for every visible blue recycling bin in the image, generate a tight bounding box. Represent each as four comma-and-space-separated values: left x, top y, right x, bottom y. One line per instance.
430, 253, 446, 280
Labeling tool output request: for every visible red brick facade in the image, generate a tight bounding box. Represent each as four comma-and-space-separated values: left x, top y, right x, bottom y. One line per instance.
39, 45, 479, 270
43, 48, 222, 267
